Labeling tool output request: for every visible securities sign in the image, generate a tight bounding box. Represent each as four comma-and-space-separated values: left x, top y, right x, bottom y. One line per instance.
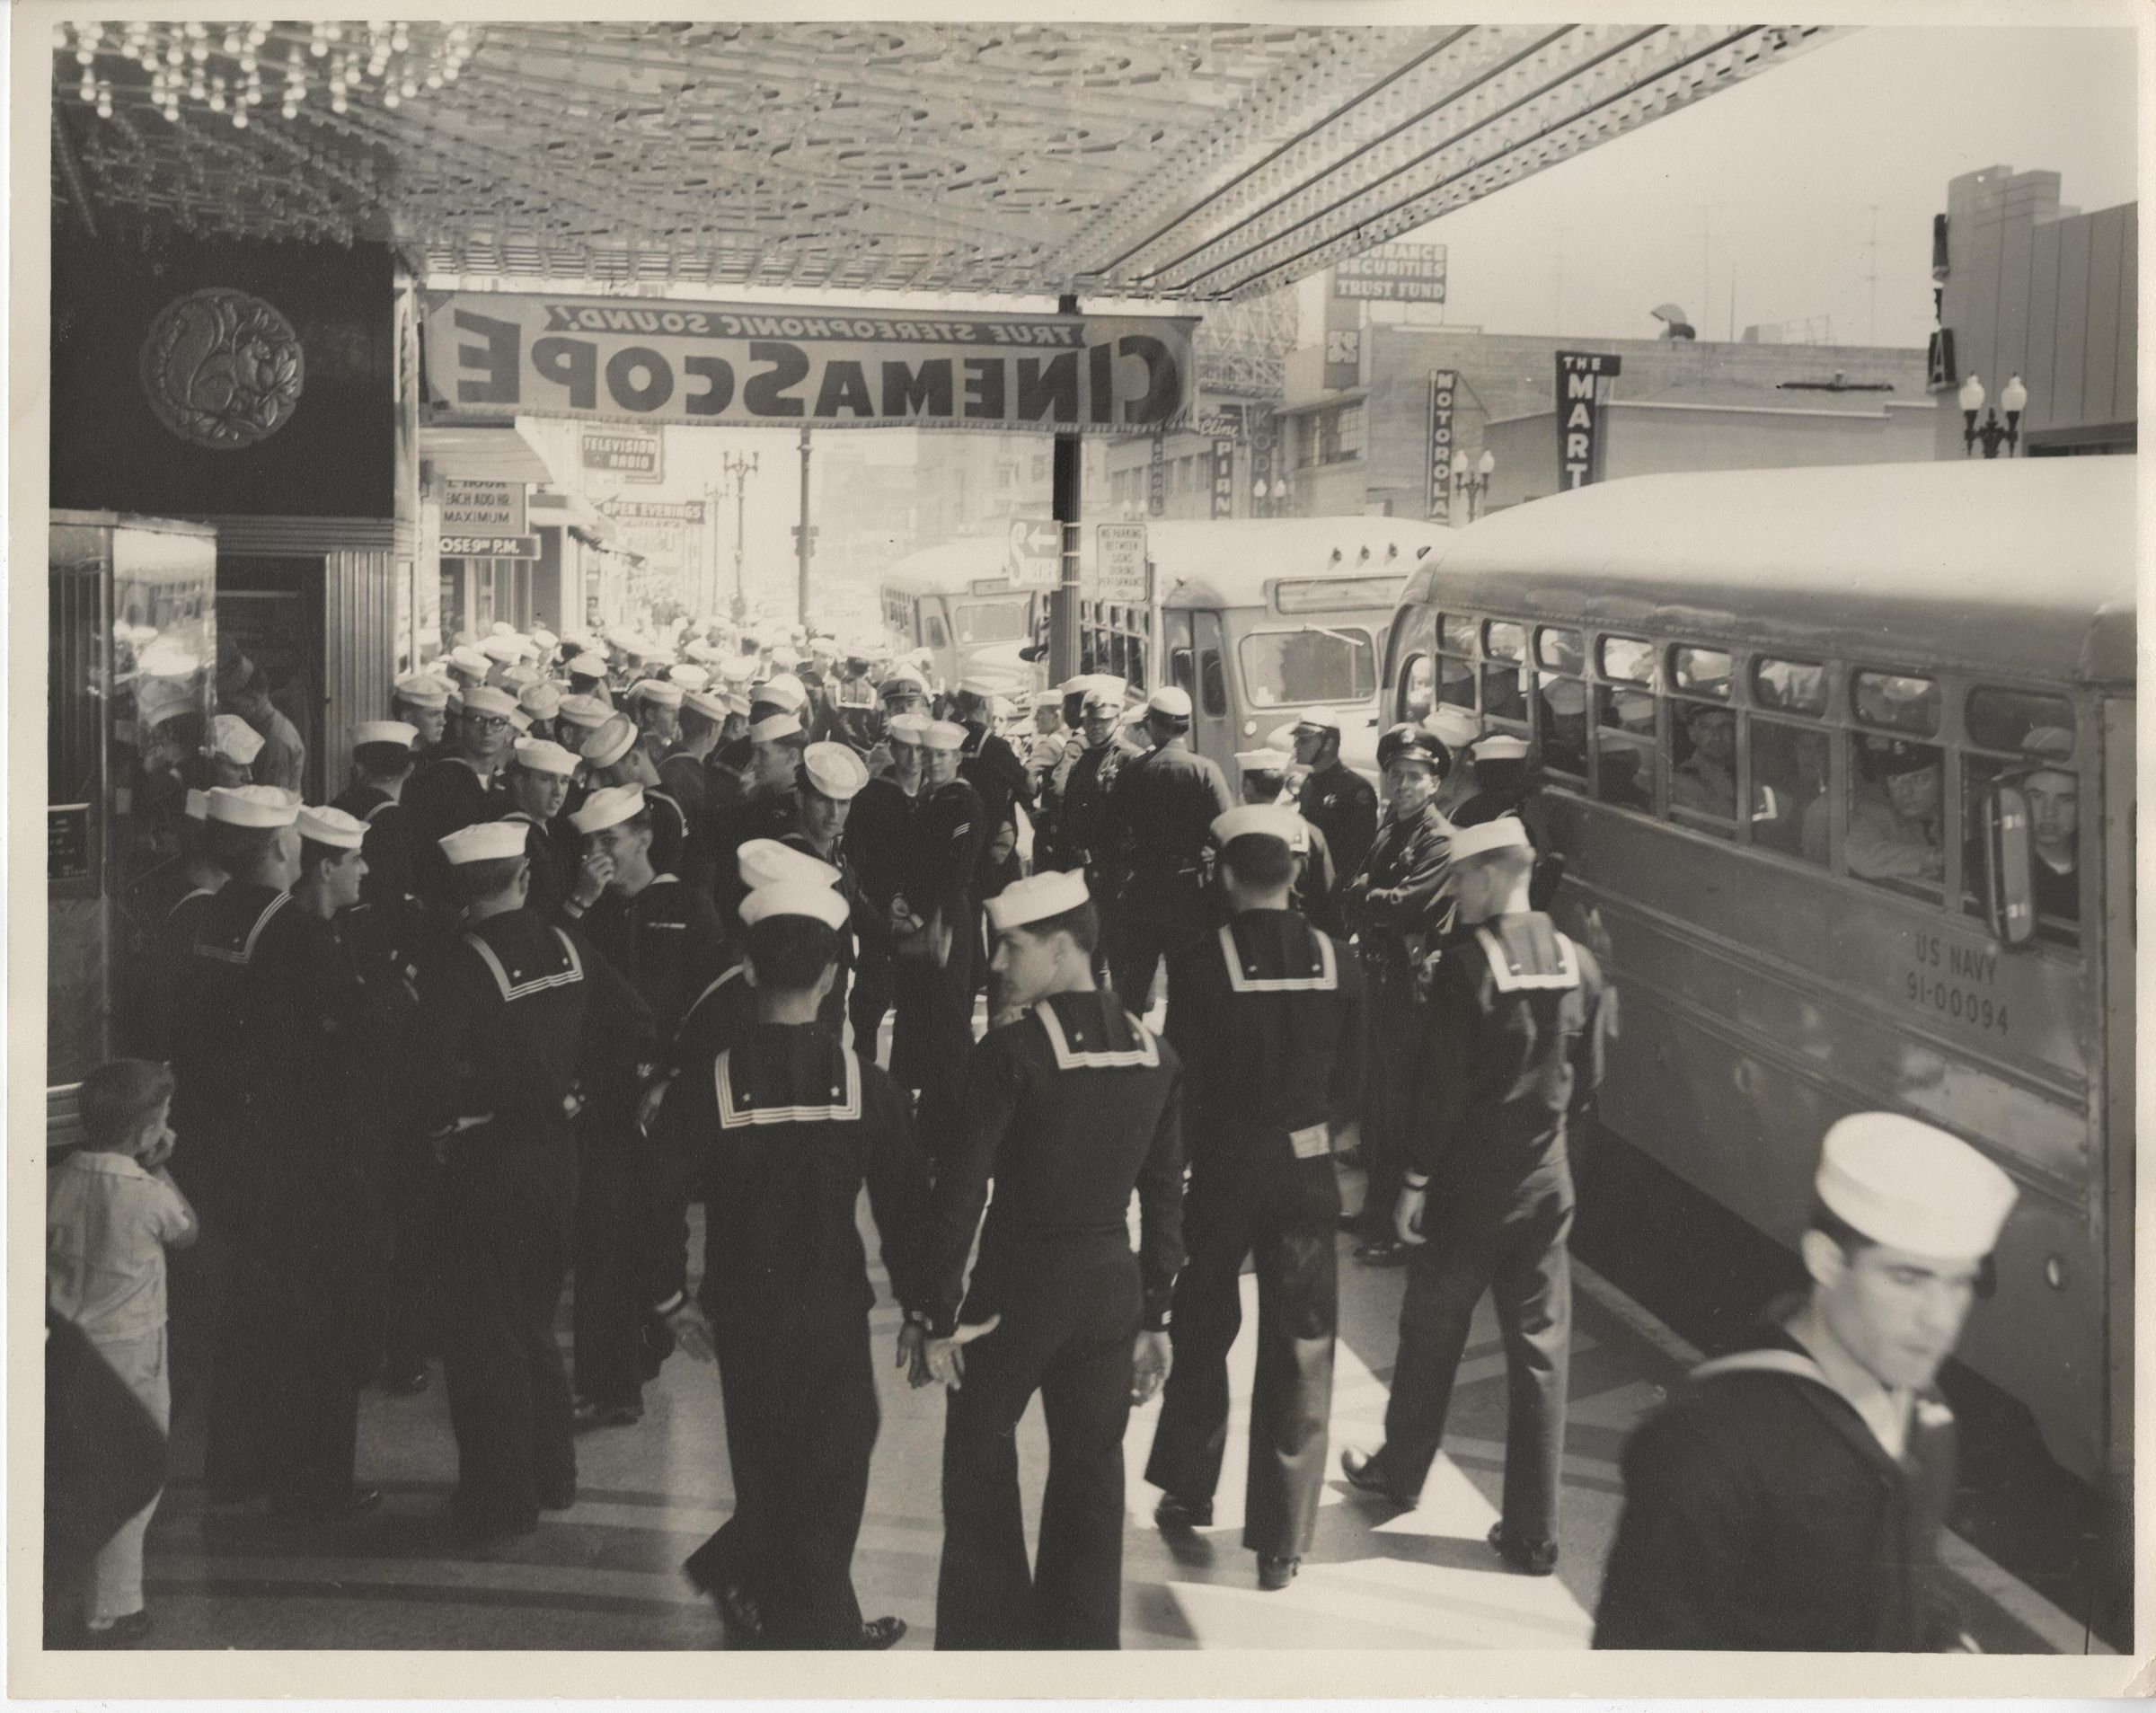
426, 293, 1198, 436
1334, 242, 1448, 304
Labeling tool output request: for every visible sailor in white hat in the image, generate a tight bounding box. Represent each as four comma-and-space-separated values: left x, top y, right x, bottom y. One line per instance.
650, 874, 930, 1651
1597, 1114, 2017, 1653
566, 652, 615, 707
754, 742, 875, 1035
328, 720, 422, 908
885, 715, 990, 1122
577, 714, 690, 884
1343, 815, 1609, 1584
906, 866, 1185, 1650
655, 690, 732, 893
625, 675, 685, 763
1288, 708, 1378, 890
1227, 749, 1340, 932
491, 737, 581, 919
206, 711, 268, 786
1039, 678, 1128, 890
560, 779, 729, 1426
948, 679, 1032, 868
393, 674, 452, 759
402, 684, 524, 905
2001, 727, 2079, 923
1097, 684, 1234, 1012
1144, 801, 1363, 1593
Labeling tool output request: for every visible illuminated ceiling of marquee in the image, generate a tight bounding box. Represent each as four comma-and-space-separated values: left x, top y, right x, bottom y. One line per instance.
52, 21, 1844, 299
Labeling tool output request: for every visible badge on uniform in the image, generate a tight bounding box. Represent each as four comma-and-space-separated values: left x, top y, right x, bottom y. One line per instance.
1288, 1122, 1332, 1161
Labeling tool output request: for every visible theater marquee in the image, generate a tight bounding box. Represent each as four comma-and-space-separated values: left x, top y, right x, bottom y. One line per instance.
423, 293, 1198, 436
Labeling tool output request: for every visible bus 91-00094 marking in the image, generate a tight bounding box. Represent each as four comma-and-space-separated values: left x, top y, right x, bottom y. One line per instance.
1906, 931, 2008, 1034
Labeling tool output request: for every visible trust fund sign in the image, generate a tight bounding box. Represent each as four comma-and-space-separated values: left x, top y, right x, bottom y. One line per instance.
423, 293, 1198, 436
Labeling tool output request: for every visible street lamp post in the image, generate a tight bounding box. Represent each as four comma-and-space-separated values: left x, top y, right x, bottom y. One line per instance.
1251, 474, 1294, 518
720, 451, 758, 621
1451, 447, 1497, 520
1959, 373, 2028, 459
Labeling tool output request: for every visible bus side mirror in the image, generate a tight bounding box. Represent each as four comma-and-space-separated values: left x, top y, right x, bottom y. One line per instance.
1984, 781, 2038, 949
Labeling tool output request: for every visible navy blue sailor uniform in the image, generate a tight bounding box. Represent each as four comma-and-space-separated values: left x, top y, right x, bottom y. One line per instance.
418, 906, 654, 1540
1145, 909, 1364, 1560
491, 805, 577, 924
562, 874, 728, 1416
839, 773, 912, 1061
651, 1024, 933, 1647
402, 755, 496, 910
923, 992, 1185, 1650
1365, 913, 1609, 1558
779, 827, 873, 1038
888, 776, 989, 1138
1101, 740, 1233, 1011
1594, 1308, 1966, 1651
1296, 760, 1377, 895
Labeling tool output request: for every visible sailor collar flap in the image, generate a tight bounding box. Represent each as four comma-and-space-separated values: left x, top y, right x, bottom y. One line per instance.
464, 923, 584, 1002
1034, 996, 1161, 1071
191, 887, 293, 966
715, 1043, 863, 1128
1474, 923, 1579, 993
1219, 922, 1339, 994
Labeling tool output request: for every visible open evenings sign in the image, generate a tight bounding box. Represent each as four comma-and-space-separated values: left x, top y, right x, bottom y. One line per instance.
425, 293, 1198, 435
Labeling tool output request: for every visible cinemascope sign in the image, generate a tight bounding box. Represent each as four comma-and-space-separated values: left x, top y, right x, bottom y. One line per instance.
424, 294, 1199, 435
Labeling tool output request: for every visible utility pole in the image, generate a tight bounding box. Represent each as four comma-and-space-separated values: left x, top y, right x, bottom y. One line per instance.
1048, 290, 1082, 686
795, 426, 813, 631
1861, 203, 1880, 346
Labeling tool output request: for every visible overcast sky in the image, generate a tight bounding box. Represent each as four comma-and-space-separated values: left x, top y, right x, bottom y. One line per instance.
1399, 26, 2139, 348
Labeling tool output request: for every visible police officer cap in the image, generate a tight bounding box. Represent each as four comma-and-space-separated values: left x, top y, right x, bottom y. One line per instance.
740, 881, 850, 932
1448, 817, 1533, 862
1376, 721, 1448, 772
566, 651, 610, 680
1866, 737, 1936, 778
296, 803, 367, 851
738, 837, 842, 892
514, 737, 580, 777
556, 693, 611, 731
886, 712, 932, 744
1816, 1114, 2017, 1260
922, 720, 968, 752
209, 712, 266, 765
521, 681, 562, 720
462, 684, 519, 720
354, 720, 418, 750
629, 677, 685, 709
669, 663, 711, 692
1473, 732, 1531, 763
802, 741, 870, 801
750, 712, 803, 743
879, 667, 930, 702
1147, 686, 1194, 723
581, 714, 639, 769
1421, 704, 1481, 750
569, 783, 646, 835
438, 820, 528, 865
393, 675, 449, 711
1293, 708, 1345, 736
985, 869, 1089, 933
206, 784, 298, 828
1211, 803, 1303, 848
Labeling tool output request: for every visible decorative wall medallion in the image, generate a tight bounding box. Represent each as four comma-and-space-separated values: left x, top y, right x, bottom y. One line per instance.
139, 287, 305, 449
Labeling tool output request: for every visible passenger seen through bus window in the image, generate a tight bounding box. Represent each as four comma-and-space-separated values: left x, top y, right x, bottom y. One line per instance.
1753, 721, 1830, 862
1963, 726, 2078, 933
1536, 673, 1587, 779
1668, 702, 1737, 820
1594, 685, 1655, 810
1843, 737, 1944, 887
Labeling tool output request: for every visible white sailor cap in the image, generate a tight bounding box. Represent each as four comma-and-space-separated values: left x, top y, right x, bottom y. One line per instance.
581, 715, 639, 769
985, 869, 1089, 933
758, 673, 808, 713
490, 621, 516, 638
1292, 708, 1345, 735
628, 677, 685, 709
802, 741, 870, 801
682, 689, 731, 724
513, 737, 580, 777
684, 640, 720, 666
393, 675, 450, 711
885, 712, 932, 744
462, 684, 520, 720
738, 837, 842, 892
1816, 1114, 2018, 1260
1427, 707, 1480, 746
1147, 685, 1193, 721
507, 711, 534, 735
1212, 803, 1303, 848
567, 652, 611, 680
1472, 732, 1531, 763
446, 644, 493, 679
718, 655, 760, 685
184, 788, 211, 821
209, 712, 266, 764
1058, 674, 1094, 697
498, 664, 541, 694
739, 881, 851, 932
520, 681, 562, 720
879, 667, 929, 701
569, 783, 646, 835
958, 675, 999, 699
668, 664, 711, 692
1082, 678, 1127, 714
481, 634, 525, 665
1448, 817, 1533, 861
555, 693, 611, 730
1235, 747, 1293, 775
530, 628, 559, 651
354, 720, 418, 749
771, 644, 802, 670
1542, 677, 1588, 717
922, 720, 968, 752
206, 784, 298, 828
296, 803, 368, 851
749, 712, 802, 743
438, 820, 529, 865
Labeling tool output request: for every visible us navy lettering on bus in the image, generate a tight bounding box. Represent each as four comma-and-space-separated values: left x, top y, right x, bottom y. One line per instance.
1906, 930, 2006, 1034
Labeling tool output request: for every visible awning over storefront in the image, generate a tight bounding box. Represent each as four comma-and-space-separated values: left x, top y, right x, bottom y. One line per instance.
418, 424, 556, 486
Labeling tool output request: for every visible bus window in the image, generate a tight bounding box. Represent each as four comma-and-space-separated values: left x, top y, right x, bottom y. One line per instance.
1434, 614, 1477, 710
1594, 685, 1656, 811
1200, 649, 1227, 718
1401, 655, 1436, 721
1599, 634, 1656, 684
1753, 720, 1832, 863
1535, 628, 1588, 781
1671, 646, 1733, 699
1668, 698, 1738, 831
1962, 693, 2078, 942
1851, 668, 1940, 736
926, 614, 949, 652
1754, 655, 1828, 716
1239, 627, 1375, 708
1849, 732, 1945, 896
1171, 648, 1195, 696
1481, 621, 1527, 725
1967, 685, 2075, 753
951, 600, 1030, 645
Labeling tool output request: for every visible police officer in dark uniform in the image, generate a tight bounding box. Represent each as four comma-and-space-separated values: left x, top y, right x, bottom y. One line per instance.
1047, 681, 1124, 880
560, 784, 725, 1425
1232, 747, 1340, 933
649, 880, 931, 1650
659, 688, 730, 896
1339, 723, 1455, 1265
1290, 709, 1377, 887
1341, 818, 1610, 1577
1146, 806, 1363, 1592
1101, 686, 1233, 1012
907, 870, 1185, 1650
402, 684, 519, 909
494, 737, 582, 923
419, 820, 653, 1543
953, 677, 1033, 851
1595, 1115, 2016, 1651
